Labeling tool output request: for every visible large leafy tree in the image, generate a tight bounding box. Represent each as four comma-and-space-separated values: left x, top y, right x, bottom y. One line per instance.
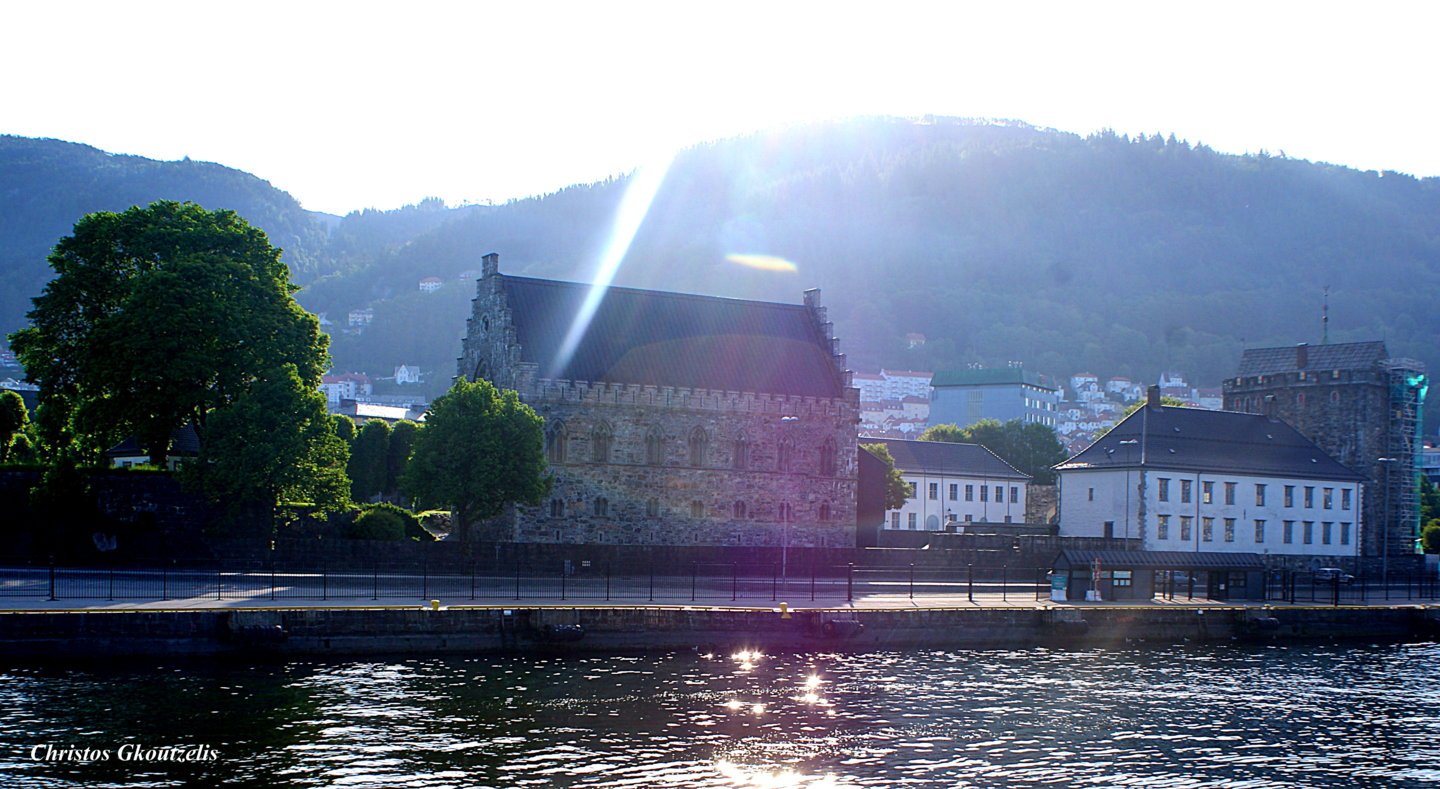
401, 378, 551, 540
348, 419, 390, 502
919, 418, 1067, 485
0, 390, 27, 464
385, 419, 420, 501
860, 442, 911, 511
10, 201, 327, 465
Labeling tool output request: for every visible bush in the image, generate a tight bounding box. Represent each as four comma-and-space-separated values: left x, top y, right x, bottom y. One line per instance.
1422, 519, 1440, 554
349, 502, 421, 541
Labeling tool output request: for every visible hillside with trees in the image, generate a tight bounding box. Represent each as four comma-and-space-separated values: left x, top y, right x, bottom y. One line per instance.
3, 119, 1439, 414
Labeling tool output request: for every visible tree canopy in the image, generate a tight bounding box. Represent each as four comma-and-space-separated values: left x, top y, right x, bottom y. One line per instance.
919, 418, 1067, 485
860, 442, 911, 511
9, 201, 327, 465
400, 378, 551, 539
0, 390, 28, 464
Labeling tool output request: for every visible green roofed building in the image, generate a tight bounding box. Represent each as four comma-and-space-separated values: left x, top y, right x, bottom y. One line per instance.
929, 368, 1059, 430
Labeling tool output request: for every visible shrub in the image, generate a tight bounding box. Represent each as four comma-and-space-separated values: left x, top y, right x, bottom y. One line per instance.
1422, 519, 1440, 554
349, 502, 422, 541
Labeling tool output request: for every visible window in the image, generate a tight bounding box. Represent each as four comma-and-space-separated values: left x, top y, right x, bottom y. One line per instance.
1157, 514, 1170, 540
1341, 522, 1351, 545
1342, 489, 1351, 510
549, 498, 565, 518
1254, 519, 1266, 543
1255, 484, 1267, 506
1086, 487, 1093, 502
594, 497, 609, 517
1202, 481, 1214, 504
1303, 521, 1314, 544
890, 512, 900, 529
645, 427, 665, 465
1180, 516, 1193, 541
965, 484, 974, 502
1304, 486, 1315, 508
688, 427, 708, 467
982, 485, 990, 502
733, 436, 749, 470
1224, 482, 1236, 505
907, 513, 917, 529
733, 500, 747, 519
1181, 479, 1193, 503
777, 439, 794, 472
949, 484, 958, 501
545, 421, 568, 463
1011, 486, 1019, 504
907, 482, 918, 499
1284, 485, 1295, 507
690, 500, 705, 518
1322, 522, 1333, 545
1158, 478, 1170, 502
995, 486, 1002, 503
819, 438, 837, 477
928, 483, 939, 500
1202, 516, 1214, 542
819, 501, 832, 522
1224, 517, 1236, 542
591, 422, 613, 463
1323, 487, 1333, 509
1283, 520, 1295, 544
964, 514, 973, 523
1112, 570, 1133, 588
646, 498, 660, 517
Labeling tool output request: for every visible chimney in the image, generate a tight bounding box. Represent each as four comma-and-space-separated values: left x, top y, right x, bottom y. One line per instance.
481, 252, 500, 278
1146, 385, 1161, 408
1296, 342, 1309, 369
1264, 393, 1277, 419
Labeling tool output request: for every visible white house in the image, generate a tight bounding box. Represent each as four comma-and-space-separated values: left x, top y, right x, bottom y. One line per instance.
873, 438, 1031, 531
419, 277, 443, 293
1055, 389, 1365, 559
394, 364, 422, 385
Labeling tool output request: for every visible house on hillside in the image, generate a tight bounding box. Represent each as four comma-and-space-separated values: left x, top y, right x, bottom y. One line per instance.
456, 253, 860, 546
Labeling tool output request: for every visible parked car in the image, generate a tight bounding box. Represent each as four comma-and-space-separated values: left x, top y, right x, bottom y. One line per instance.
1314, 567, 1354, 585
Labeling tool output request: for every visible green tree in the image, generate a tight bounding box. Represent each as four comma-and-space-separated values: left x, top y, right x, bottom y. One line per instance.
331, 413, 357, 444
10, 201, 327, 465
0, 390, 27, 464
348, 420, 390, 502
181, 364, 349, 521
400, 378, 551, 540
385, 419, 420, 500
861, 442, 911, 511
919, 418, 1067, 485
1419, 476, 1440, 527
1422, 519, 1440, 554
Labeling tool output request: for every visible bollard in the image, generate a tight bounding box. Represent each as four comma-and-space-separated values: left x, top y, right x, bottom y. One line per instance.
779, 601, 791, 619
430, 599, 440, 611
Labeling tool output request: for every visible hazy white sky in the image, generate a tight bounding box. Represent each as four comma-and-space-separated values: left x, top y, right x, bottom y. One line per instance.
3, 1, 1435, 216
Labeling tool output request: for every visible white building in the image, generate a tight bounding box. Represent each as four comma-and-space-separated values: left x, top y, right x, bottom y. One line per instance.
319, 372, 373, 405
1055, 391, 1365, 559
872, 438, 1031, 531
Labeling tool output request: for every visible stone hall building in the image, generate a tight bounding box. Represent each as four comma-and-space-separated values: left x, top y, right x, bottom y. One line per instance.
457, 253, 860, 546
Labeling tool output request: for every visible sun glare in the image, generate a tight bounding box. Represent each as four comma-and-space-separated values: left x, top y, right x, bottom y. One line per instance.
726, 253, 799, 273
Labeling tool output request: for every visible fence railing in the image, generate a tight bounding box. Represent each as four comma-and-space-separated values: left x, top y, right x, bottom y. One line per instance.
0, 562, 1053, 604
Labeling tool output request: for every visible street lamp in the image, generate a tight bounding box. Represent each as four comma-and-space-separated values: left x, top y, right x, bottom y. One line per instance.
1378, 457, 1397, 593
780, 415, 800, 581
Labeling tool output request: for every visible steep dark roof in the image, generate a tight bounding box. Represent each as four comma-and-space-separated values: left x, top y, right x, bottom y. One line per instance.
501, 276, 842, 398
1054, 404, 1363, 481
870, 438, 1030, 480
1235, 341, 1387, 376
102, 423, 201, 458
1055, 549, 1265, 570
931, 368, 1054, 389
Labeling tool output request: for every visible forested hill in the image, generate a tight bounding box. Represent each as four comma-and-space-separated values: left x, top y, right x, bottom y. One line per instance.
4, 120, 1440, 416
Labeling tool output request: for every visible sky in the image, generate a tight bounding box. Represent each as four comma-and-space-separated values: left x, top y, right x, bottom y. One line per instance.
2, 1, 1436, 216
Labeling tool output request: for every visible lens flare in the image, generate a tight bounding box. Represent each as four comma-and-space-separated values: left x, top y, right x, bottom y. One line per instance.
726, 253, 799, 273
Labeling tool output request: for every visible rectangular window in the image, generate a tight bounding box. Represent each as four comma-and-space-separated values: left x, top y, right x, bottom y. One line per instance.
890, 512, 900, 529
1323, 488, 1333, 509
908, 513, 917, 529
1181, 479, 1193, 503
981, 485, 989, 502
1322, 522, 1333, 545
1158, 478, 1170, 502
1254, 519, 1266, 543
1342, 489, 1351, 510
1285, 485, 1295, 507
1180, 516, 1193, 541
928, 482, 938, 500
1010, 486, 1019, 504
1202, 516, 1214, 542
1112, 570, 1133, 588
1255, 484, 1267, 506
1303, 521, 1314, 544
1341, 522, 1351, 545
1224, 482, 1236, 505
908, 482, 917, 499
964, 514, 973, 523
1224, 517, 1236, 542
949, 484, 958, 501
995, 486, 1003, 503
965, 484, 974, 502
1283, 520, 1295, 544
1157, 514, 1170, 540
1202, 481, 1214, 504
1304, 486, 1314, 508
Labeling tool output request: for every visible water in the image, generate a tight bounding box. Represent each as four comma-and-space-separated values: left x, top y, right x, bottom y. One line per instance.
2, 642, 1438, 787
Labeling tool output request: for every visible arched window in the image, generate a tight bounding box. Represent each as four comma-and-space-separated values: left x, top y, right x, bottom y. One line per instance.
549, 498, 565, 518
690, 499, 705, 518
689, 427, 708, 467
591, 422, 612, 463
819, 501, 832, 522
545, 420, 567, 464
645, 427, 664, 466
777, 439, 794, 472
733, 500, 747, 519
646, 498, 660, 517
1330, 390, 1340, 404
732, 435, 750, 470
593, 497, 609, 517
819, 438, 837, 477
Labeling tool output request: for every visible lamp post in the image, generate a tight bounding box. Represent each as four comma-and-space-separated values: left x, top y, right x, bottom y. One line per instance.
1118, 439, 1139, 540
1378, 457, 1396, 593
780, 415, 800, 581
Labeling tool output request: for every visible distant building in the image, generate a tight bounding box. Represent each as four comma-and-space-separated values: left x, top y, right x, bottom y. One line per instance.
871, 438, 1031, 530
103, 424, 201, 470
320, 373, 373, 405
929, 368, 1059, 428
347, 309, 375, 328
394, 365, 422, 385
419, 277, 443, 293
1056, 388, 1364, 562
1223, 341, 1427, 561
854, 370, 932, 402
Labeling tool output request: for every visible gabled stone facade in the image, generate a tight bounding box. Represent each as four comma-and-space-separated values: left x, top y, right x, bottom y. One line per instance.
457, 253, 860, 547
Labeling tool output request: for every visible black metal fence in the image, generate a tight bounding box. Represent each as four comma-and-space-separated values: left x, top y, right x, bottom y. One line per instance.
1264, 569, 1440, 606
0, 561, 1053, 604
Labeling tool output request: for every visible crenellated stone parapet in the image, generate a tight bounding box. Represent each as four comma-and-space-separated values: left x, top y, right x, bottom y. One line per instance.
521, 377, 857, 420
